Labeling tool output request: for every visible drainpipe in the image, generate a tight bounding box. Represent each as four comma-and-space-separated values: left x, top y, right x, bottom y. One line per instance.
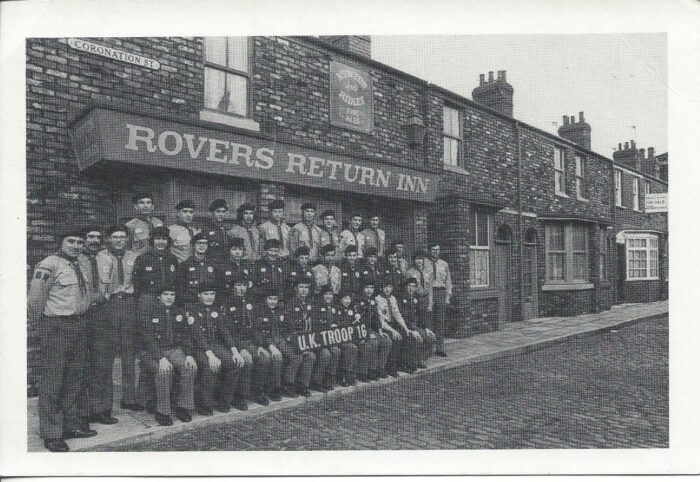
514, 121, 525, 321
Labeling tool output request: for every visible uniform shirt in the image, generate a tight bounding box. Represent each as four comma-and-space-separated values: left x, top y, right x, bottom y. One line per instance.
339, 228, 365, 258
200, 219, 234, 263
289, 222, 323, 262
362, 227, 386, 258
132, 248, 178, 298
312, 263, 342, 295
220, 259, 253, 303
360, 260, 385, 288
287, 262, 316, 300
284, 296, 314, 334
406, 266, 434, 310
186, 302, 231, 354
139, 296, 190, 354
252, 258, 287, 300
336, 302, 363, 329
169, 222, 201, 263
258, 220, 291, 259
397, 292, 422, 331
230, 223, 261, 262
357, 296, 381, 333
319, 227, 341, 261
425, 258, 453, 297
126, 216, 164, 256
225, 295, 256, 343
383, 263, 405, 292
338, 259, 364, 296
95, 248, 138, 297
28, 253, 91, 321
253, 303, 284, 347
78, 252, 102, 304
375, 294, 407, 331
312, 301, 338, 331
176, 255, 221, 304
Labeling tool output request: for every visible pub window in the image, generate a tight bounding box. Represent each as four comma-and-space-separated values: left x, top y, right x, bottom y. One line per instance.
632, 177, 640, 211
443, 105, 462, 168
575, 154, 586, 199
545, 223, 590, 283
554, 147, 566, 196
626, 234, 659, 280
204, 37, 249, 117
469, 210, 490, 287
615, 169, 623, 207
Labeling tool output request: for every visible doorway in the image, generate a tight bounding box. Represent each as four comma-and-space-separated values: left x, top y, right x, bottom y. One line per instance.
521, 228, 539, 320
494, 224, 513, 323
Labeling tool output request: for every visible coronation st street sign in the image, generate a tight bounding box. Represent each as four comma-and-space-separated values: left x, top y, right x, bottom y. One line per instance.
70, 108, 439, 202
67, 38, 161, 70
291, 323, 369, 352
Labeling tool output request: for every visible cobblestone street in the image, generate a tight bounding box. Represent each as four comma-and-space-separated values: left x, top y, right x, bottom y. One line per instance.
101, 315, 668, 451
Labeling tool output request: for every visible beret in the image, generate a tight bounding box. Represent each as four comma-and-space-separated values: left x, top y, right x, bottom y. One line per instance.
237, 202, 256, 213
268, 199, 285, 210
197, 281, 218, 293
320, 243, 336, 256
364, 246, 378, 256
344, 245, 358, 254
209, 199, 229, 212
259, 285, 280, 299
319, 285, 334, 295
264, 238, 281, 250
291, 276, 313, 287
295, 246, 311, 257
159, 283, 177, 294
175, 199, 195, 210
191, 232, 210, 244
132, 192, 154, 203
60, 227, 86, 241
403, 277, 418, 286
82, 225, 103, 237
413, 249, 428, 259
300, 202, 317, 211
320, 209, 335, 218
228, 237, 245, 249
106, 224, 129, 237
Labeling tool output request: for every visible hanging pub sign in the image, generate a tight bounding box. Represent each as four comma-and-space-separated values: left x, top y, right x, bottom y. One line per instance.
290, 323, 369, 352
69, 106, 440, 202
330, 61, 373, 133
67, 38, 161, 70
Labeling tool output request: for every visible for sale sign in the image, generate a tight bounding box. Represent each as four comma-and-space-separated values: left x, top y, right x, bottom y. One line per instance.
292, 323, 368, 351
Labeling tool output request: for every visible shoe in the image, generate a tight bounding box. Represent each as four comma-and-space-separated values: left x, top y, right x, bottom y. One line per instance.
253, 395, 270, 406
196, 406, 213, 416
404, 365, 418, 374
44, 438, 69, 452
341, 378, 350, 387
155, 412, 173, 426
349, 377, 357, 386
436, 351, 448, 358
175, 408, 192, 422
282, 385, 299, 398
120, 402, 145, 411
232, 399, 248, 411
89, 412, 119, 425
323, 382, 334, 391
387, 370, 399, 378
417, 362, 428, 369
357, 374, 369, 382
214, 401, 230, 413
63, 429, 97, 440
146, 401, 157, 414
378, 369, 389, 379
267, 391, 282, 402
297, 386, 312, 397
309, 382, 325, 392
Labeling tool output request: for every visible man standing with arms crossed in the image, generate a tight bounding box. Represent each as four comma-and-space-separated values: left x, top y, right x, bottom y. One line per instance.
258, 199, 291, 260
290, 203, 323, 263
126, 192, 164, 256
169, 200, 200, 263
426, 242, 451, 357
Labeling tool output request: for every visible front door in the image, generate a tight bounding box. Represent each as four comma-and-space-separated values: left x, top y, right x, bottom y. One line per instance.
494, 240, 512, 324
521, 243, 538, 320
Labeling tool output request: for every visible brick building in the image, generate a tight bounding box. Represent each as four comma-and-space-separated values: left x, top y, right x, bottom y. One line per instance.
26, 36, 668, 390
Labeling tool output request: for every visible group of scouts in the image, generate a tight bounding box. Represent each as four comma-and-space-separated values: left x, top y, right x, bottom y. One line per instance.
28, 193, 453, 452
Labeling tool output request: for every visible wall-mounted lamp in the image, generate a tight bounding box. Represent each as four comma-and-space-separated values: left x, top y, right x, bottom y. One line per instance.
405, 114, 427, 148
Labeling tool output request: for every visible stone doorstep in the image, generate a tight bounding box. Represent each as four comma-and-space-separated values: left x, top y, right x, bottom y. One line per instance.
27, 301, 668, 452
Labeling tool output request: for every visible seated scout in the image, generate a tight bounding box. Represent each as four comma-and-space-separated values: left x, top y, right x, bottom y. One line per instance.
375, 280, 409, 378
251, 286, 287, 404
138, 284, 196, 426
400, 277, 437, 368
312, 244, 341, 296
287, 246, 316, 300
357, 279, 391, 381
310, 287, 341, 392
335, 290, 362, 386
221, 237, 253, 304
283, 278, 317, 397
390, 278, 424, 374
187, 283, 244, 415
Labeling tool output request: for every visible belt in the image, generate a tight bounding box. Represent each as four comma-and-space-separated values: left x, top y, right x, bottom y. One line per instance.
433, 286, 447, 290
112, 292, 135, 299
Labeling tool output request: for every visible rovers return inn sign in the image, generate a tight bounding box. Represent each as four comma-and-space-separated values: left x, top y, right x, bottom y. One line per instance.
69, 107, 439, 202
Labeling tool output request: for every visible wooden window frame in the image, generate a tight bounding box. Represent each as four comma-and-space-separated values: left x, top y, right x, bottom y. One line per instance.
545, 223, 590, 284
554, 147, 567, 196
626, 233, 659, 281
469, 210, 490, 287
202, 36, 253, 118
442, 104, 463, 168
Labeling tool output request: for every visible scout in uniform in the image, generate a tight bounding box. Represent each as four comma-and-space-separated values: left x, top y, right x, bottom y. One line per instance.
357, 279, 390, 380
251, 286, 287, 403
399, 278, 436, 366
175, 232, 221, 305
309, 287, 341, 391
289, 202, 323, 262
312, 243, 341, 296
187, 283, 244, 415
318, 209, 341, 262
406, 249, 434, 318
126, 192, 164, 256
132, 226, 179, 305
394, 278, 427, 373
252, 239, 288, 302
78, 226, 118, 426
230, 202, 261, 262
383, 250, 406, 291
138, 285, 196, 426
169, 200, 201, 263
339, 214, 365, 258
95, 225, 141, 411
338, 245, 363, 296
426, 243, 452, 357
224, 278, 259, 409
220, 237, 253, 305
286, 246, 316, 300
200, 199, 234, 264
362, 214, 386, 258
28, 228, 96, 451
334, 290, 361, 386
258, 199, 290, 259
361, 247, 384, 286
392, 241, 410, 275
282, 278, 317, 397
375, 280, 412, 377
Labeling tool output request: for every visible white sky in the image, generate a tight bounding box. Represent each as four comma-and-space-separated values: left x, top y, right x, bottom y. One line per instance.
372, 34, 667, 157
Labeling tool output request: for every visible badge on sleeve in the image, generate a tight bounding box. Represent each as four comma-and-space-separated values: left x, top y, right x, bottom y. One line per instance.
207, 266, 214, 273
356, 272, 361, 278
187, 316, 195, 325
348, 310, 353, 316
176, 315, 183, 322
331, 308, 336, 314
354, 313, 361, 321
34, 269, 50, 281
246, 304, 252, 310
225, 271, 232, 276
211, 311, 218, 318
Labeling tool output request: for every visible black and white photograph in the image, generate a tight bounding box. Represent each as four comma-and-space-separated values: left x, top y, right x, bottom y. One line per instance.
1, 0, 698, 476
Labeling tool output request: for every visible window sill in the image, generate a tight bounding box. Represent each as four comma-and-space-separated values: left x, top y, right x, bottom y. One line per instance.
576, 196, 589, 203
626, 277, 660, 282
616, 205, 626, 210
555, 191, 569, 198
199, 109, 260, 131
443, 164, 469, 176
542, 282, 594, 291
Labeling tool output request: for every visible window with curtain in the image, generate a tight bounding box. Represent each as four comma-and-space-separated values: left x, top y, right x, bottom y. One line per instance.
545, 223, 590, 283
469, 210, 489, 287
443, 105, 462, 168
626, 234, 659, 280
554, 147, 566, 195
204, 37, 249, 117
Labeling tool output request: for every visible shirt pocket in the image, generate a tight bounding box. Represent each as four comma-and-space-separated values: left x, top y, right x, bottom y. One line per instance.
56, 270, 79, 286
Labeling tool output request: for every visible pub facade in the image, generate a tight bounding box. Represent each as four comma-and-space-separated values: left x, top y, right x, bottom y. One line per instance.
26, 35, 668, 389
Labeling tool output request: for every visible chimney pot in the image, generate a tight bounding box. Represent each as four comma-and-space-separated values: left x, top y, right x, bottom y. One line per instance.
563, 115, 569, 125
631, 140, 636, 149
648, 147, 655, 159
579, 111, 585, 122
479, 73, 485, 86
639, 148, 646, 158
488, 71, 494, 82
618, 143, 622, 151
624, 142, 629, 149
497, 70, 505, 81
570, 116, 576, 124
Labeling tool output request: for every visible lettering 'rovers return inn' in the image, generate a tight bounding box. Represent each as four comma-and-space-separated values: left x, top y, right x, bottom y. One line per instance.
27, 36, 668, 389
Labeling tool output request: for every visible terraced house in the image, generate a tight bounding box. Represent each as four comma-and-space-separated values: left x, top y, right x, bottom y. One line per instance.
26, 35, 668, 390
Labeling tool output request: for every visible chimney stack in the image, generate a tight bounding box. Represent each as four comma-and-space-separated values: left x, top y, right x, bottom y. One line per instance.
624, 142, 629, 149
319, 36, 372, 59
648, 147, 655, 159
479, 74, 485, 86
471, 70, 514, 117
557, 110, 591, 150
613, 139, 642, 171
618, 143, 622, 151
488, 71, 494, 82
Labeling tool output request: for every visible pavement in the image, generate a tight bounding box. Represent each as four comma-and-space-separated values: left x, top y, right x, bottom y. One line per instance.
27, 300, 668, 452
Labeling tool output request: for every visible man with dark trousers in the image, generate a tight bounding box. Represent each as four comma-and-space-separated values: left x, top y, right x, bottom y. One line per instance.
383, 250, 406, 291
28, 228, 97, 452
335, 290, 361, 386
318, 209, 341, 262
201, 199, 234, 264
220, 237, 253, 304
252, 238, 287, 302
138, 284, 196, 426
426, 242, 452, 357
310, 287, 340, 391
282, 278, 317, 397
289, 202, 323, 263
338, 245, 363, 297
176, 232, 221, 305
356, 279, 390, 381
251, 286, 287, 403
187, 283, 244, 415
398, 278, 436, 367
